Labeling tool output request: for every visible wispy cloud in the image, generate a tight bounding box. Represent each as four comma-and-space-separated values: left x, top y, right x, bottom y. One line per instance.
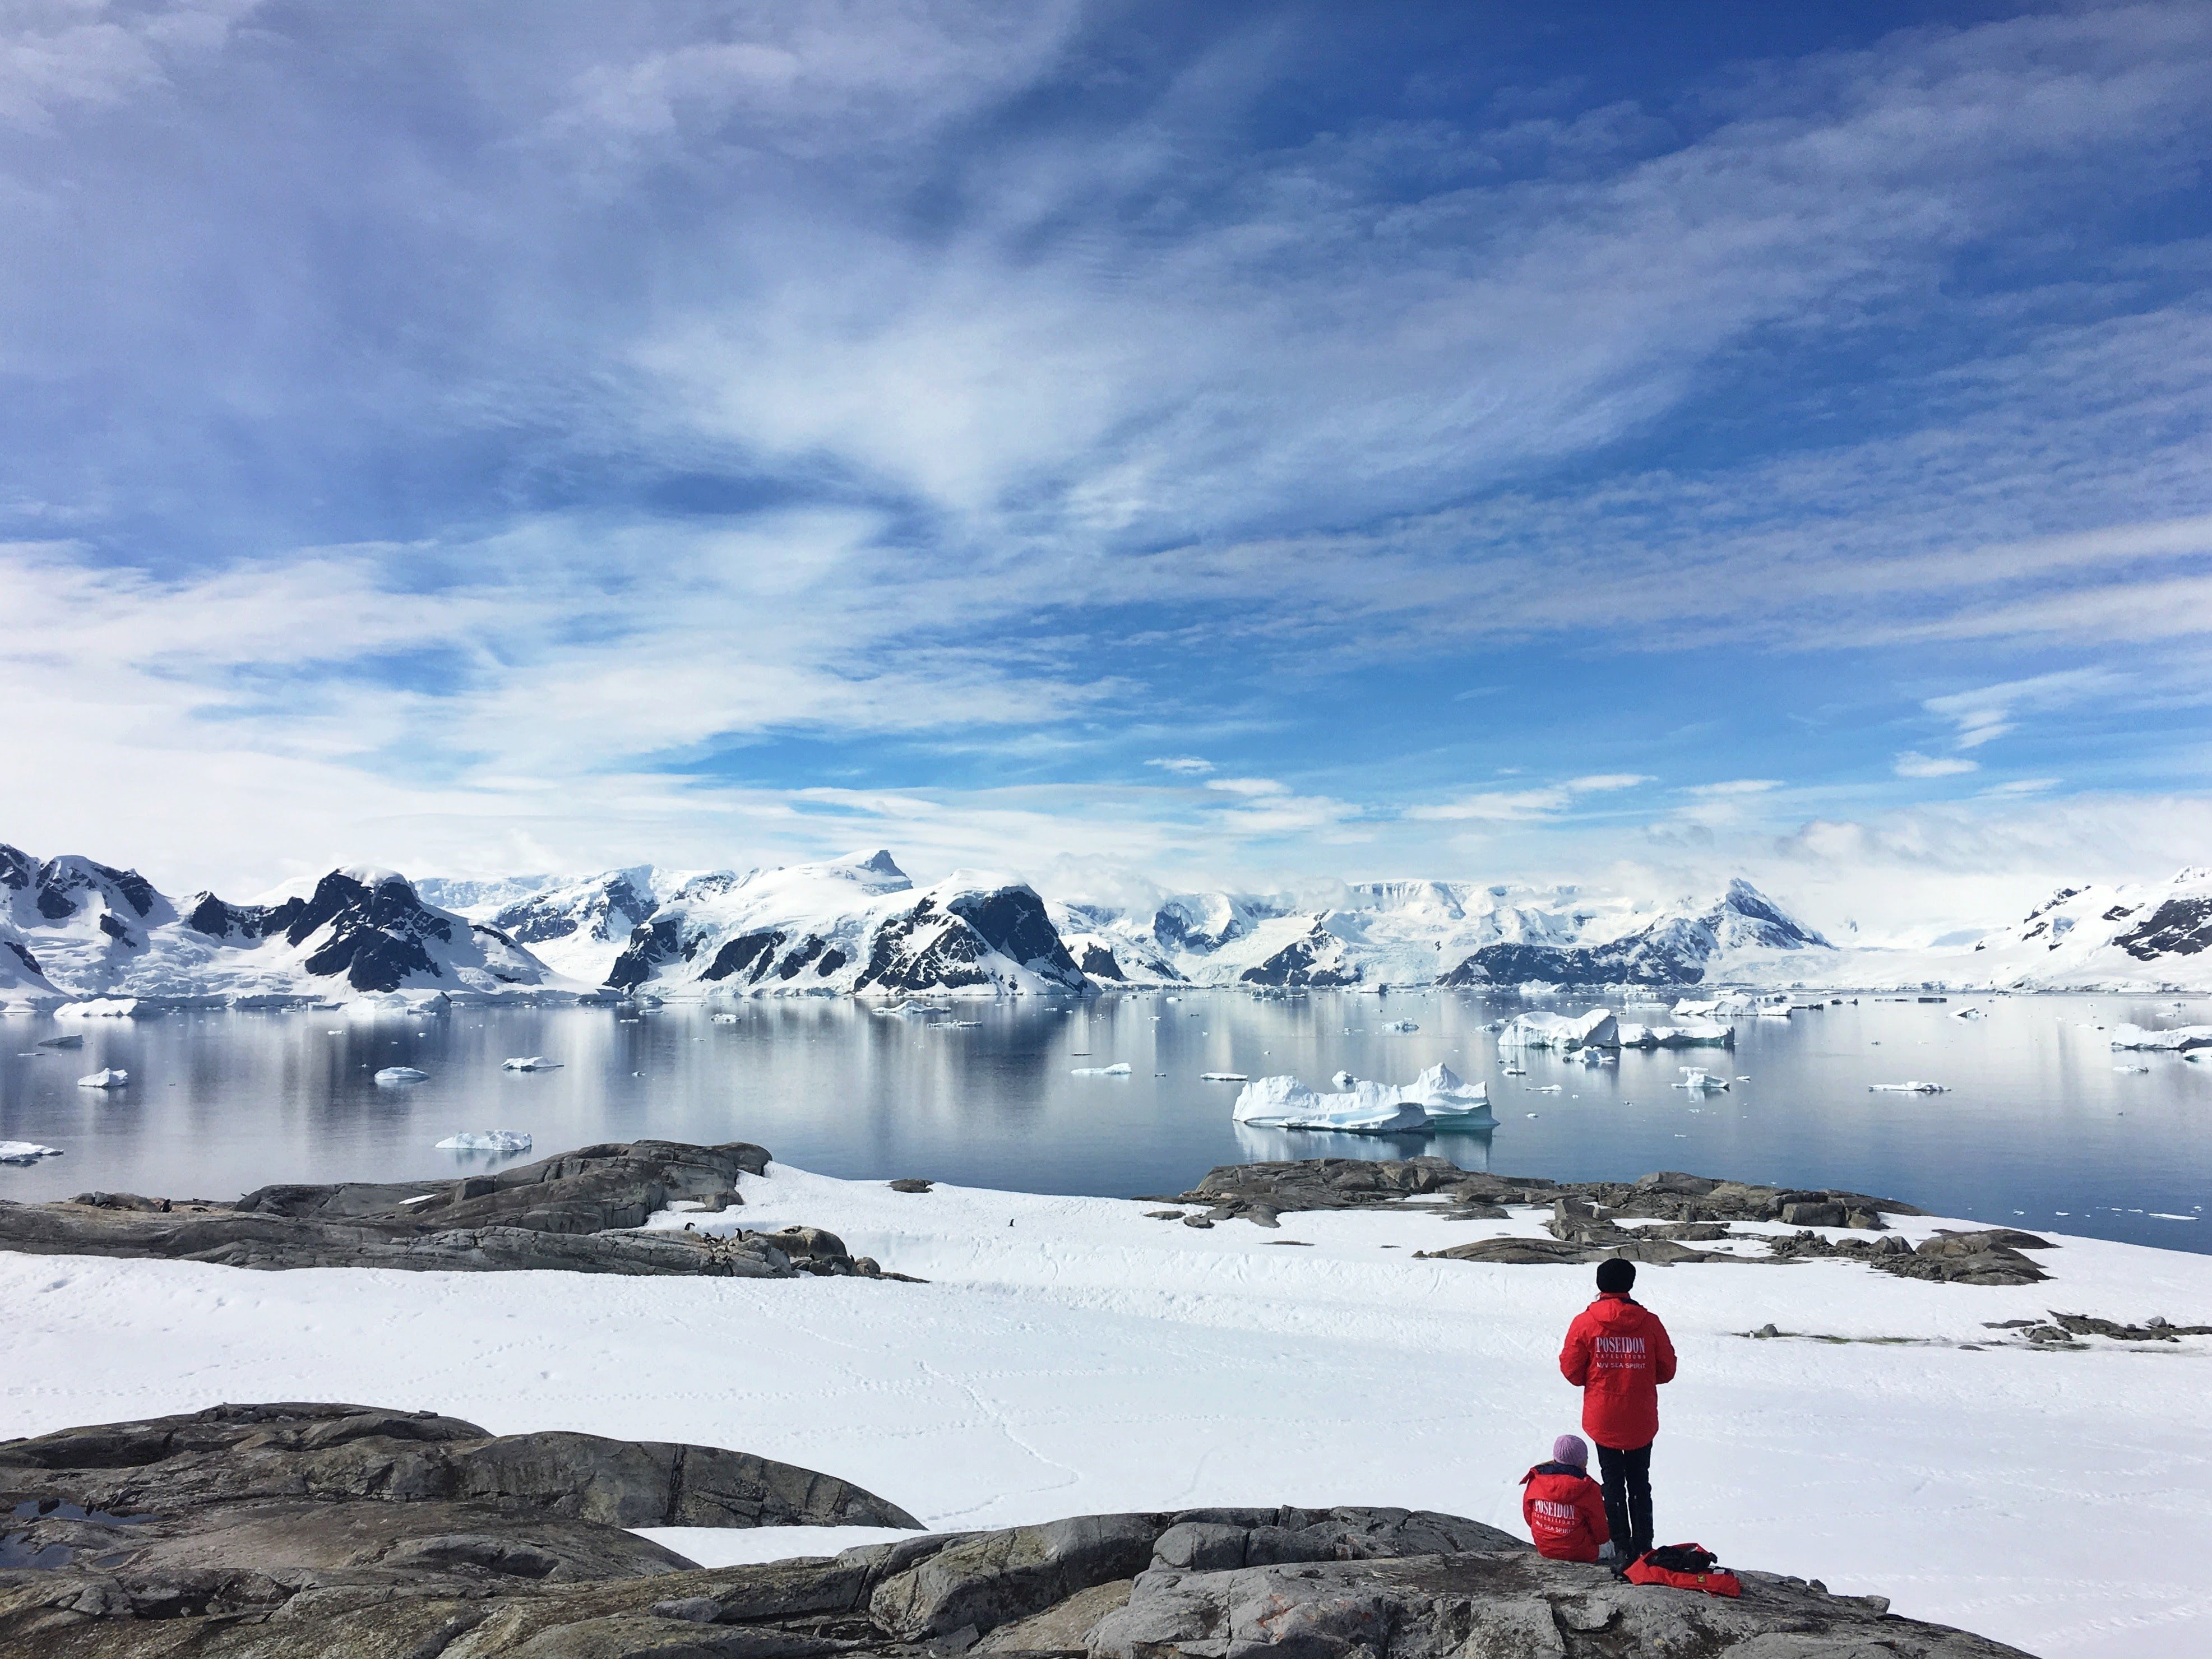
1894, 752, 1980, 779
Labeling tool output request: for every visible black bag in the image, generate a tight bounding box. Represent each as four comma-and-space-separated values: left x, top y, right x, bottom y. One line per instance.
1640, 1543, 1722, 1574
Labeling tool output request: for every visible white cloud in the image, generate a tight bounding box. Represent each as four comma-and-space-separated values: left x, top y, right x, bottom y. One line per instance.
1686, 778, 1784, 796
1409, 774, 1651, 822
1921, 668, 2126, 749
1894, 751, 1980, 778
1147, 756, 1215, 776
1202, 777, 1290, 798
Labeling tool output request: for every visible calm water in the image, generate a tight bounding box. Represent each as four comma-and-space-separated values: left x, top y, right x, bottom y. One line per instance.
2, 990, 2207, 1252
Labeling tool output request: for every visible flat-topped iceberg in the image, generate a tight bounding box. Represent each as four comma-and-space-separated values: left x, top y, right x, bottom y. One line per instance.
57, 998, 141, 1020
35, 1034, 84, 1049
435, 1130, 533, 1152
1070, 1062, 1132, 1076
1497, 1008, 1617, 1052
75, 1068, 128, 1089
1672, 1067, 1730, 1091
1868, 1081, 1950, 1093
0, 1140, 63, 1164
374, 1065, 429, 1085
1232, 1076, 1429, 1134
501, 1055, 563, 1072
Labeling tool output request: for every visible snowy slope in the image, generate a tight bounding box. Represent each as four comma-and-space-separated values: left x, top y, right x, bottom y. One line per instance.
605, 850, 1091, 998
0, 845, 559, 1006
441, 868, 661, 985
5, 1163, 2209, 1656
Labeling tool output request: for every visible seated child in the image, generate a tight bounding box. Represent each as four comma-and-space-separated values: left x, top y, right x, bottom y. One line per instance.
1520, 1433, 1610, 1563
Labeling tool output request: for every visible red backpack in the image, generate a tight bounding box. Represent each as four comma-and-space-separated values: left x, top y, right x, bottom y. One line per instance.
1623, 1543, 1742, 1598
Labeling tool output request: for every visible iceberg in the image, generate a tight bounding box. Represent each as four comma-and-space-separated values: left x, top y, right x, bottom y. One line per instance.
1868, 1081, 1950, 1093
0, 1140, 63, 1165
501, 1055, 563, 1072
1672, 1067, 1730, 1092
1497, 1008, 1617, 1052
1232, 1076, 1429, 1134
76, 1068, 128, 1089
434, 1130, 533, 1152
56, 998, 141, 1020
35, 1034, 84, 1049
1618, 1019, 1734, 1049
1380, 1019, 1420, 1034
1199, 1071, 1248, 1082
1399, 1063, 1492, 1121
374, 1065, 429, 1085
1070, 1063, 1132, 1076
2107, 1023, 2212, 1053
1671, 999, 1721, 1017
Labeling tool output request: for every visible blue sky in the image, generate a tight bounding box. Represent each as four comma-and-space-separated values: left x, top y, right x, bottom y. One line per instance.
2, 1, 2208, 937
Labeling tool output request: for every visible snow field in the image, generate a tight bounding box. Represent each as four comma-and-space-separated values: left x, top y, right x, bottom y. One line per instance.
1, 1164, 2207, 1656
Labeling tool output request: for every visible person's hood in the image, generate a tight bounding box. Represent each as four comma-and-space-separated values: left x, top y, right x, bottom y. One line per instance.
1521, 1461, 1592, 1484
1585, 1293, 1648, 1329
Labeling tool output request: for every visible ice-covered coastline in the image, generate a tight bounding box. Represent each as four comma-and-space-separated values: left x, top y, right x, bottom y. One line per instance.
2, 1159, 2206, 1656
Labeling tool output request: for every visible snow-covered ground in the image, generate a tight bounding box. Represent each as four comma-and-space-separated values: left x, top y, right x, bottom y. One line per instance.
3, 1164, 2206, 1656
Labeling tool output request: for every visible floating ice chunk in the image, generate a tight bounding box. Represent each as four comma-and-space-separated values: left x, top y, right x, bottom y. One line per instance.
1330, 1069, 1358, 1089
2107, 1023, 2212, 1053
434, 1130, 533, 1152
1618, 1020, 1734, 1049
35, 1034, 85, 1050
2114, 1064, 2150, 1074
56, 999, 140, 1020
1529, 1084, 1562, 1094
1953, 1006, 1987, 1020
1070, 1063, 1133, 1076
0, 1141, 63, 1164
1868, 1081, 1949, 1093
876, 1003, 951, 1020
1400, 1063, 1491, 1119
1199, 1072, 1248, 1082
1380, 1019, 1420, 1034
710, 1013, 739, 1025
1671, 999, 1721, 1018
1672, 1067, 1730, 1092
76, 1068, 128, 1089
501, 1056, 563, 1072
1233, 1076, 1428, 1134
1497, 1009, 1617, 1052
374, 1065, 429, 1085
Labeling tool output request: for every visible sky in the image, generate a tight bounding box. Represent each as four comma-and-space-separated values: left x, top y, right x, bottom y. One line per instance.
2, 0, 2209, 942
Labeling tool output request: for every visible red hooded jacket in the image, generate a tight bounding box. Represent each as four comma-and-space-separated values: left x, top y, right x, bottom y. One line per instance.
1559, 1292, 1677, 1449
1520, 1461, 1609, 1562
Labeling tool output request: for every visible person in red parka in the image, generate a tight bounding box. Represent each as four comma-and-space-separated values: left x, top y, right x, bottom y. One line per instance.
1558, 1257, 1676, 1562
1520, 1433, 1609, 1562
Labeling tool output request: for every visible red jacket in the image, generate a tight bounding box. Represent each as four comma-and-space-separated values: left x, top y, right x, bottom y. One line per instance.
1559, 1292, 1677, 1449
1520, 1462, 1609, 1561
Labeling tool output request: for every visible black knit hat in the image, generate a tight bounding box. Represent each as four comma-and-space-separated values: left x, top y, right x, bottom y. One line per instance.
1595, 1257, 1636, 1294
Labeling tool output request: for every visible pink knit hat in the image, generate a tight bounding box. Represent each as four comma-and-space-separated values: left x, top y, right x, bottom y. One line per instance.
1552, 1434, 1589, 1467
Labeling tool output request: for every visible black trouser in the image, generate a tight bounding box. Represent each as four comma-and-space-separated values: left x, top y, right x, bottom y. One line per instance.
1595, 1441, 1653, 1555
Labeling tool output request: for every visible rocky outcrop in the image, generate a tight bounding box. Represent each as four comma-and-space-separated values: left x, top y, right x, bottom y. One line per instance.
0, 1472, 2029, 1657
0, 1140, 899, 1280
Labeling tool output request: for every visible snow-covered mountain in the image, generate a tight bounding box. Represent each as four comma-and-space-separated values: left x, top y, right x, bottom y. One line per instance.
604, 850, 1091, 999
428, 868, 660, 985
1052, 876, 1832, 989
1950, 867, 2212, 989
0, 845, 557, 1008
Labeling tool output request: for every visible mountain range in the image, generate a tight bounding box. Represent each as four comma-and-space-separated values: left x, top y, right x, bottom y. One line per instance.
4, 839, 2210, 1010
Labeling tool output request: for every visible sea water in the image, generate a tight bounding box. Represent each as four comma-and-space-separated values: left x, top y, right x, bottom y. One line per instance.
2, 989, 2205, 1250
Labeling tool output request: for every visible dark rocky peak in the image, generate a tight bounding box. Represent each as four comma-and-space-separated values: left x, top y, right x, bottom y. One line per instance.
0, 843, 32, 890
28, 854, 164, 924
182, 892, 284, 940
275, 869, 460, 992
2020, 886, 2083, 923
1711, 878, 1829, 949
858, 849, 908, 879
947, 885, 1083, 980
489, 870, 656, 945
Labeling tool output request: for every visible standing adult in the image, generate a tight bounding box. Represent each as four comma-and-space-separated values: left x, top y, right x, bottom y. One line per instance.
1558, 1257, 1676, 1561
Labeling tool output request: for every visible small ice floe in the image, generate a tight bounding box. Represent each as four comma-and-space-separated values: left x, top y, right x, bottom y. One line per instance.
1380, 1019, 1420, 1034
1234, 1076, 1428, 1134
1671, 999, 1721, 1018
1672, 1067, 1730, 1092
435, 1130, 533, 1153
0, 1141, 64, 1165
875, 1003, 950, 1020
1529, 1084, 1562, 1094
1953, 1005, 1986, 1020
501, 1056, 563, 1072
76, 1068, 128, 1090
374, 1065, 430, 1086
1070, 1063, 1133, 1076
1502, 1064, 1526, 1076
35, 1034, 85, 1050
1867, 1081, 1949, 1093
710, 1013, 739, 1025
1200, 1071, 1248, 1082
2114, 1064, 2150, 1074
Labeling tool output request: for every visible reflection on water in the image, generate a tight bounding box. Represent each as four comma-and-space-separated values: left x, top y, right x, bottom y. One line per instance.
2, 989, 2208, 1252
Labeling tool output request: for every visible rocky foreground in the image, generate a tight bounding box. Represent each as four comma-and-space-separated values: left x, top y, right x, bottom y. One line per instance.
0, 1403, 2029, 1658
0, 1140, 896, 1280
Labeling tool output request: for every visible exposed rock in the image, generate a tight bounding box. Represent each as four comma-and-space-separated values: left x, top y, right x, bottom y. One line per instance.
1764, 1228, 2048, 1286
0, 1141, 895, 1280
0, 1452, 2031, 1659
